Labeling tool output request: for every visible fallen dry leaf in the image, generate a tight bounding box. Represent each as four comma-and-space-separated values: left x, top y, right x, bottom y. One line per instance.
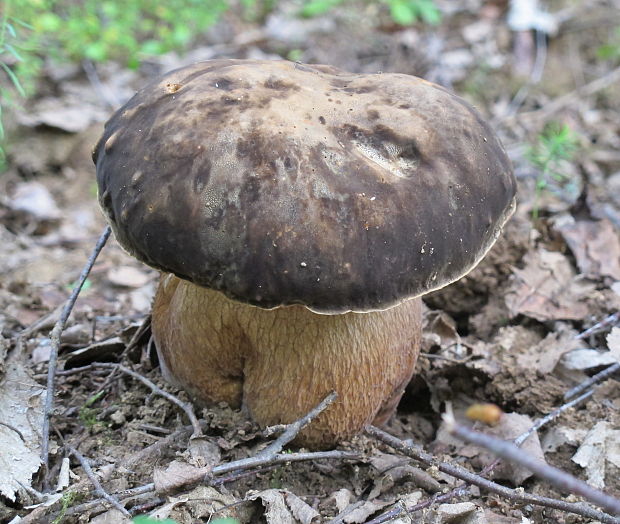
153, 460, 211, 494
572, 421, 620, 489
340, 498, 393, 523
422, 308, 462, 352
505, 248, 594, 321
458, 413, 546, 485
541, 426, 587, 453
607, 327, 620, 353
9, 181, 61, 221
0, 359, 45, 501
436, 502, 486, 524
107, 265, 152, 288
250, 488, 319, 524
556, 218, 620, 280
515, 329, 583, 374
561, 348, 619, 370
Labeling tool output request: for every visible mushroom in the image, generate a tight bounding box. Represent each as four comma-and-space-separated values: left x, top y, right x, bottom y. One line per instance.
93, 60, 516, 448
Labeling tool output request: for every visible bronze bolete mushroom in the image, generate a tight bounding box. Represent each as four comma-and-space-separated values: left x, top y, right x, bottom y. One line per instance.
93, 60, 516, 448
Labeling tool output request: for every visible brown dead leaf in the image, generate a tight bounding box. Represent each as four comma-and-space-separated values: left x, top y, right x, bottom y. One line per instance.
572, 421, 620, 489
341, 498, 393, 523
436, 502, 486, 524
607, 327, 620, 353
107, 266, 151, 288
0, 359, 45, 501
422, 308, 461, 352
556, 218, 620, 280
505, 248, 593, 321
459, 413, 545, 485
516, 329, 583, 374
153, 460, 211, 494
250, 489, 319, 524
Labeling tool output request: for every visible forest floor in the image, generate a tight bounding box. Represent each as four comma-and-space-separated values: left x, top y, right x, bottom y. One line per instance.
1, 0, 619, 522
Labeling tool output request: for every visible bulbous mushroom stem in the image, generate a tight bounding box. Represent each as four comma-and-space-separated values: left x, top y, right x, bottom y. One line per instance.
152, 273, 422, 448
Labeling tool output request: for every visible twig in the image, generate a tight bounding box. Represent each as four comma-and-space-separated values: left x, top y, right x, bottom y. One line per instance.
514, 389, 593, 446
564, 362, 620, 401
365, 426, 619, 524
41, 226, 112, 483
500, 28, 548, 121
60, 483, 156, 518
366, 389, 594, 523
443, 413, 620, 516
508, 65, 620, 122
575, 312, 620, 340
82, 59, 121, 110
69, 446, 131, 517
0, 420, 25, 441
329, 500, 366, 524
119, 422, 205, 469
60, 449, 358, 519
259, 391, 337, 457
93, 362, 203, 438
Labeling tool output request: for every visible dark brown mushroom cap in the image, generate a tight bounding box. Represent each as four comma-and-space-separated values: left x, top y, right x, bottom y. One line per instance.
94, 59, 516, 313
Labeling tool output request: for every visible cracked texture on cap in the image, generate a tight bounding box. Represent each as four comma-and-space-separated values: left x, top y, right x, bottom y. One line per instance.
93, 59, 516, 313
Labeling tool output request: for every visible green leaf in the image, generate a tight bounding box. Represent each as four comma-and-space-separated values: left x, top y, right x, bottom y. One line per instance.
6, 22, 17, 38
417, 0, 441, 25
139, 39, 166, 56
132, 516, 178, 524
300, 0, 343, 18
36, 12, 62, 32
0, 62, 26, 96
389, 1, 416, 25
84, 41, 108, 62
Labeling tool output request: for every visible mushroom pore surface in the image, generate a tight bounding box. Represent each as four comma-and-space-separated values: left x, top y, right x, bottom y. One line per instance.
94, 60, 516, 447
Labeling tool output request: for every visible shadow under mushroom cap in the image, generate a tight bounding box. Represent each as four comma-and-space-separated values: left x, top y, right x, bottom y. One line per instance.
94, 59, 516, 314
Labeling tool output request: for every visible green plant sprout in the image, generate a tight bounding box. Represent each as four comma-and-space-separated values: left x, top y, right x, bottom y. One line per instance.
51, 490, 78, 524
597, 26, 620, 62
132, 516, 178, 524
0, 1, 32, 168
78, 390, 105, 427
301, 0, 441, 26
25, 0, 230, 69
526, 122, 579, 219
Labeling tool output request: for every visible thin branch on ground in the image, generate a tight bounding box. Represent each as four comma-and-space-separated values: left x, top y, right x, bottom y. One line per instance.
365, 426, 619, 524
514, 389, 593, 446
69, 446, 131, 517
59, 449, 358, 519
93, 362, 203, 438
365, 389, 594, 523
500, 28, 548, 121
511, 65, 620, 122
41, 226, 112, 484
575, 312, 620, 340
330, 500, 366, 524
259, 391, 337, 457
0, 420, 25, 441
47, 392, 343, 519
442, 411, 620, 516
60, 483, 156, 518
564, 362, 620, 401
119, 422, 205, 469
82, 59, 121, 110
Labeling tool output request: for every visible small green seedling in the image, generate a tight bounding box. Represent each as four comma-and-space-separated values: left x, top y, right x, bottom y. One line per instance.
79, 390, 105, 428
0, 1, 31, 169
526, 122, 579, 219
597, 26, 620, 62
133, 516, 178, 524
301, 0, 441, 26
51, 490, 78, 524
